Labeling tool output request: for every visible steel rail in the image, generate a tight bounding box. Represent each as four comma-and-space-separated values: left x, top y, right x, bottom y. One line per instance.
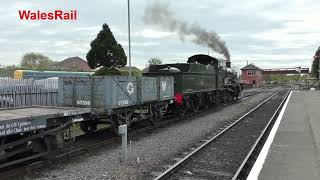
231, 90, 291, 180
154, 90, 281, 180
0, 90, 264, 179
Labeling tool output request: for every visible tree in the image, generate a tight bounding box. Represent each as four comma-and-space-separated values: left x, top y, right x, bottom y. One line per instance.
20, 52, 56, 70
86, 23, 127, 69
311, 59, 319, 78
0, 65, 19, 77
148, 58, 162, 65
311, 47, 320, 78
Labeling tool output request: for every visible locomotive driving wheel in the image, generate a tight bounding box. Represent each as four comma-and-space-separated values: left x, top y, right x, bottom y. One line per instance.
200, 94, 210, 110
222, 91, 229, 103
190, 96, 200, 112
178, 98, 187, 116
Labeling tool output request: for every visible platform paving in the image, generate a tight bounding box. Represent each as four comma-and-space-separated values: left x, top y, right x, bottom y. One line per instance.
258, 91, 320, 180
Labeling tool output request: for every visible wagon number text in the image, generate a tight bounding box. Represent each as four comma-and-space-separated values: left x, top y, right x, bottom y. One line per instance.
118, 100, 129, 106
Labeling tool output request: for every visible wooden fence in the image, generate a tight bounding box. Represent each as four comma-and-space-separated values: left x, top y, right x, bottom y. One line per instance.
0, 78, 58, 109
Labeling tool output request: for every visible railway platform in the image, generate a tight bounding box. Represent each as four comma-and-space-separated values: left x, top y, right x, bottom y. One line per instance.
248, 90, 320, 180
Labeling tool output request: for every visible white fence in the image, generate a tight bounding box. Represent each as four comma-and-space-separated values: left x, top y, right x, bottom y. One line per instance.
0, 78, 58, 109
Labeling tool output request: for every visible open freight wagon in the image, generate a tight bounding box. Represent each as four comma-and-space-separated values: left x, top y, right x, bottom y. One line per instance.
58, 76, 174, 133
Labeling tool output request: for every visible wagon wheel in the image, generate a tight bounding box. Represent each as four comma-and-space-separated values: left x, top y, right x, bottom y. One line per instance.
111, 115, 121, 136
112, 112, 133, 136
213, 92, 222, 104
201, 96, 210, 110
80, 120, 98, 134
221, 91, 228, 103
0, 134, 29, 162
227, 92, 234, 102
31, 138, 47, 153
149, 107, 161, 127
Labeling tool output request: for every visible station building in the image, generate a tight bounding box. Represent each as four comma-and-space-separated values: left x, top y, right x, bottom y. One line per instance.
240, 64, 263, 88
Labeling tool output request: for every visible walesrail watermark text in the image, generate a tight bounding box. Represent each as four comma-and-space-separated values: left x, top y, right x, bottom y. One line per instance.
18, 10, 77, 20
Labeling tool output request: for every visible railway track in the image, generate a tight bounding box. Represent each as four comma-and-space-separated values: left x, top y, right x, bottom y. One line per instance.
0, 90, 264, 179
152, 89, 290, 180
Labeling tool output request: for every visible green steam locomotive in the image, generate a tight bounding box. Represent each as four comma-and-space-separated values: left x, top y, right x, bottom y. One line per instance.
144, 54, 241, 114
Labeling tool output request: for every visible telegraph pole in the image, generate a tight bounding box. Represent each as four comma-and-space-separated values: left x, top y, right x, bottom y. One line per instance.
127, 0, 132, 76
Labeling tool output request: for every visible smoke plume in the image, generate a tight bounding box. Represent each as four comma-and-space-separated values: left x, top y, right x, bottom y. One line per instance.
143, 1, 230, 61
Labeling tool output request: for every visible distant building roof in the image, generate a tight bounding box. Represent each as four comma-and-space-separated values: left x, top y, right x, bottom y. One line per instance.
241, 64, 262, 70
51, 57, 92, 71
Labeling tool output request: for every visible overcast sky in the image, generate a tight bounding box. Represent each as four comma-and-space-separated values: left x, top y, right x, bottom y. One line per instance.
0, 0, 319, 71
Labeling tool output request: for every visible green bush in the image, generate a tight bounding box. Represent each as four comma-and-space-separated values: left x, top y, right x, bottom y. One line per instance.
94, 67, 121, 76
94, 66, 142, 77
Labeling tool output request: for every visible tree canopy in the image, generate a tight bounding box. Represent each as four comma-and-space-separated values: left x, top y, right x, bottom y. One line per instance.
311, 59, 319, 78
148, 58, 162, 65
86, 23, 127, 69
311, 47, 320, 78
20, 52, 56, 70
0, 65, 18, 77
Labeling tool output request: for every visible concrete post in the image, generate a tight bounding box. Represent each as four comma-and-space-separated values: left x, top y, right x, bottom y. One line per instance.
118, 125, 128, 163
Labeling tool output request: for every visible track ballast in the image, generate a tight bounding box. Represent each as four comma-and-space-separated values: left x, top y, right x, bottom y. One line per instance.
153, 89, 290, 180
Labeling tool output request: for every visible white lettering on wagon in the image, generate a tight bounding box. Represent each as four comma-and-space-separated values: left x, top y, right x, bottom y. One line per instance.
0, 121, 46, 137
127, 82, 134, 95
77, 100, 91, 106
63, 109, 91, 116
118, 100, 129, 106
161, 81, 167, 91
72, 116, 84, 122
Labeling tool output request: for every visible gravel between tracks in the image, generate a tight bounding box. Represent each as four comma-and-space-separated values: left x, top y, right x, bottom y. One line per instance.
173, 90, 288, 179
24, 88, 277, 180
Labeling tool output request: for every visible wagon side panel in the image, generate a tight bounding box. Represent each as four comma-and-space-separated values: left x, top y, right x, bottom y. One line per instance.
58, 77, 92, 108
105, 76, 138, 110
140, 77, 158, 103
158, 76, 174, 101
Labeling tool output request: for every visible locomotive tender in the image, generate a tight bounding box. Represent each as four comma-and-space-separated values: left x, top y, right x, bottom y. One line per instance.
0, 54, 241, 167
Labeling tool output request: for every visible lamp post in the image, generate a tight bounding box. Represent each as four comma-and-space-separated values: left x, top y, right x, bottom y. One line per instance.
127, 0, 132, 76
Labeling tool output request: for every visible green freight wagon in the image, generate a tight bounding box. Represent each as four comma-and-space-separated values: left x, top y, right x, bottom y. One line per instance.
58, 76, 174, 133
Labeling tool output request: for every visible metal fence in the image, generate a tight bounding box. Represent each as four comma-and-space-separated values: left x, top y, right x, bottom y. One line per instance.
0, 78, 58, 109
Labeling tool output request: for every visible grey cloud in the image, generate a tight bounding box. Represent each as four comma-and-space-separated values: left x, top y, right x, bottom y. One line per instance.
0, 0, 319, 70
